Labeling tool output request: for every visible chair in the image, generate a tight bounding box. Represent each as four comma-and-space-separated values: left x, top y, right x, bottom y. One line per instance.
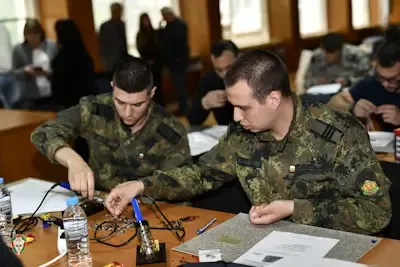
295, 50, 313, 95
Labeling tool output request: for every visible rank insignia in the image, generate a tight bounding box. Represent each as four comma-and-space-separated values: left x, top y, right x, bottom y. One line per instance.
11, 234, 26, 255
361, 180, 379, 196
289, 165, 295, 173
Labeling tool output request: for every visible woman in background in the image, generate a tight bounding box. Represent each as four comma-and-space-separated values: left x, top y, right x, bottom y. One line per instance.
51, 19, 96, 109
136, 13, 164, 106
12, 19, 57, 109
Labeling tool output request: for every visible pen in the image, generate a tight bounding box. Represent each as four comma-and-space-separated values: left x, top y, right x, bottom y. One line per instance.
196, 218, 216, 235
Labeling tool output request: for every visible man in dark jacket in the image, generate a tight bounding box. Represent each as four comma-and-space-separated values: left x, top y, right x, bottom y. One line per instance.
187, 40, 239, 125
159, 7, 189, 115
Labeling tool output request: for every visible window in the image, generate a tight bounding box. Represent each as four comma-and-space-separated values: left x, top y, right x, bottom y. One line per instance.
0, 0, 36, 46
220, 0, 269, 48
92, 0, 180, 56
298, 0, 328, 37
352, 0, 370, 29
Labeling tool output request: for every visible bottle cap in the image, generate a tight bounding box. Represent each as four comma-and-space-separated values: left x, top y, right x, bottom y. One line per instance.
0, 177, 4, 184
66, 196, 79, 206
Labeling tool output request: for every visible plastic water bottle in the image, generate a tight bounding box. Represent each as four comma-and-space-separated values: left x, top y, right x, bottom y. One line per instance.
0, 177, 13, 246
63, 196, 92, 267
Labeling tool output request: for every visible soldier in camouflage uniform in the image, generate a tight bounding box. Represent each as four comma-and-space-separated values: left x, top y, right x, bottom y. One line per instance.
304, 33, 371, 90
105, 50, 391, 235
31, 57, 192, 199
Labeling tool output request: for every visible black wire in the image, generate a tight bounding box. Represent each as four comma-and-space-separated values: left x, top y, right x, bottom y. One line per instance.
140, 195, 186, 241
90, 195, 186, 247
13, 183, 60, 234
92, 220, 138, 247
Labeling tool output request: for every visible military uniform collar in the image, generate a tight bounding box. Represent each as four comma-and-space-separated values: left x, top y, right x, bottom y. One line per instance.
116, 101, 156, 137
255, 93, 302, 143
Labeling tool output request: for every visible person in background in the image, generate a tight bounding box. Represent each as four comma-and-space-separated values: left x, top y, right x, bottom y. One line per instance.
31, 57, 192, 199
99, 2, 128, 71
51, 19, 96, 110
136, 13, 164, 107
328, 41, 400, 132
0, 24, 16, 108
12, 19, 57, 109
105, 50, 391, 235
187, 40, 238, 125
159, 7, 189, 115
304, 33, 370, 89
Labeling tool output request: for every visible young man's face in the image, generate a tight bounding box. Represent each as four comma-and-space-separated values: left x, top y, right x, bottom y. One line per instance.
226, 80, 282, 133
112, 84, 155, 127
375, 62, 400, 93
211, 50, 236, 79
323, 49, 341, 64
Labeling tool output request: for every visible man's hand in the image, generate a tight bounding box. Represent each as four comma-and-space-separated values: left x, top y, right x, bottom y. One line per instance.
249, 200, 294, 225
67, 159, 95, 199
201, 90, 227, 110
105, 181, 145, 218
317, 77, 328, 85
335, 77, 348, 86
376, 104, 400, 126
24, 65, 35, 76
353, 99, 377, 118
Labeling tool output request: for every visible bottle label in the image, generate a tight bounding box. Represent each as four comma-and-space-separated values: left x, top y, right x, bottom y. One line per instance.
64, 220, 88, 241
0, 196, 12, 214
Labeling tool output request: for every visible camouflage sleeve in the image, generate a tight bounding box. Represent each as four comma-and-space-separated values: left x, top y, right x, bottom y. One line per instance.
30, 105, 82, 163
349, 51, 371, 85
158, 132, 193, 170
291, 124, 392, 235
139, 134, 238, 201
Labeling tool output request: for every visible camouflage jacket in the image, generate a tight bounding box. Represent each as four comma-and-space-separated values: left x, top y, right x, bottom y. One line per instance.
31, 93, 192, 190
305, 44, 371, 89
140, 95, 391, 235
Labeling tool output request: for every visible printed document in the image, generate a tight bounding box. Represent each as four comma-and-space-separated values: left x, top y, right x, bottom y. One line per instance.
234, 231, 339, 267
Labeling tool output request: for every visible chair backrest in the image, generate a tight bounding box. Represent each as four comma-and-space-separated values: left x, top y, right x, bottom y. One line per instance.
295, 50, 313, 95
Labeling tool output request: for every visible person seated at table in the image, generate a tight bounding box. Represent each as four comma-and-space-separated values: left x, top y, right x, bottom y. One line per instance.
186, 40, 238, 125
30, 57, 192, 199
328, 41, 400, 132
105, 50, 391, 235
304, 33, 370, 90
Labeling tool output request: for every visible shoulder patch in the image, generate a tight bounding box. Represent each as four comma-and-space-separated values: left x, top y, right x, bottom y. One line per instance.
91, 103, 115, 121
309, 119, 343, 143
152, 103, 169, 117
157, 123, 181, 145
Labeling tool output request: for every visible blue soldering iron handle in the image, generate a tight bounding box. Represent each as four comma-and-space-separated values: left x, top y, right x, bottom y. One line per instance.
59, 181, 71, 190
132, 198, 144, 222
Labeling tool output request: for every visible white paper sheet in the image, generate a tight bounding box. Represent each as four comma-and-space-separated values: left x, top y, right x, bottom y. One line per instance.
306, 83, 342, 95
268, 257, 368, 267
202, 125, 228, 139
188, 132, 219, 156
7, 178, 75, 216
188, 125, 228, 156
368, 131, 394, 148
234, 231, 339, 267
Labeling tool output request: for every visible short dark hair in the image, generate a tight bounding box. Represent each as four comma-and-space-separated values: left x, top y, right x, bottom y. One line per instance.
211, 40, 239, 57
376, 41, 400, 68
112, 57, 153, 93
321, 33, 343, 53
224, 49, 291, 103
384, 24, 400, 42
111, 2, 122, 10
24, 19, 46, 42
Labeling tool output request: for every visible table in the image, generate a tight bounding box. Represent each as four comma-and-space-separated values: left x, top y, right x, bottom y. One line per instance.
19, 203, 400, 267
0, 109, 67, 183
